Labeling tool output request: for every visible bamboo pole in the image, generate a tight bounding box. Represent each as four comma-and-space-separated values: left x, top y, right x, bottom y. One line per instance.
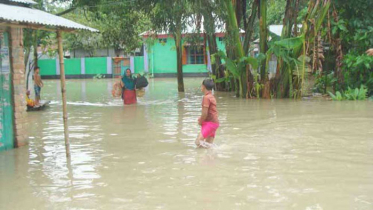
57, 30, 70, 158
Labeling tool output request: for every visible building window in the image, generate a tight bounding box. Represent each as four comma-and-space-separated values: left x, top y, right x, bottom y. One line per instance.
187, 47, 204, 64
218, 37, 223, 42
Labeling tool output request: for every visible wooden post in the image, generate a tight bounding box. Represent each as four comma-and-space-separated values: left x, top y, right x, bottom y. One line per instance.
57, 30, 71, 158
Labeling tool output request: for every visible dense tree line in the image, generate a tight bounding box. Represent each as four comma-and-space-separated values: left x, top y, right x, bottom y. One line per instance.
27, 0, 373, 99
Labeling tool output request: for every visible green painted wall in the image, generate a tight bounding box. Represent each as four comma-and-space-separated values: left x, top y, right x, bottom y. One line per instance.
134, 56, 144, 73
147, 37, 228, 74
149, 38, 209, 74
0, 32, 14, 151
36, 37, 228, 77
216, 37, 226, 52
183, 64, 207, 73
85, 57, 107, 75
150, 38, 177, 73
39, 59, 56, 76
65, 58, 81, 75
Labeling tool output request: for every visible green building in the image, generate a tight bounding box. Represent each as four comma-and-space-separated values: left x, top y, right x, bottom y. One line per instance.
140, 30, 229, 77
37, 28, 244, 79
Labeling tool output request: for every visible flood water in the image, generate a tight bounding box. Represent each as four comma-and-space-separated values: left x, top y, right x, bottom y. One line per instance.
1, 78, 373, 210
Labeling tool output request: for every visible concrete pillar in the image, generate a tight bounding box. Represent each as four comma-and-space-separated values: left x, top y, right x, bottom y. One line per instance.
56, 58, 60, 75
130, 56, 134, 73
9, 27, 27, 147
144, 44, 149, 73
81, 57, 85, 75
106, 57, 112, 75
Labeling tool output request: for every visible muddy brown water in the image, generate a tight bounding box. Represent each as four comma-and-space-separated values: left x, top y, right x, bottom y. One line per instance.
1, 78, 372, 210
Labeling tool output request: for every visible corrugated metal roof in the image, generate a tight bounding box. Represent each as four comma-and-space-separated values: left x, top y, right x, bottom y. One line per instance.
269, 24, 303, 36
0, 3, 98, 32
269, 25, 283, 36
141, 16, 245, 37
9, 0, 36, 4
140, 23, 244, 37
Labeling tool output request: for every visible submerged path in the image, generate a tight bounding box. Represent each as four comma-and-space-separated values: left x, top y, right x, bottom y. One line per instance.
1, 78, 372, 209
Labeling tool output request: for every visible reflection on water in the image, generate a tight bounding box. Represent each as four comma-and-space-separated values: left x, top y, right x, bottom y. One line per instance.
1, 78, 373, 210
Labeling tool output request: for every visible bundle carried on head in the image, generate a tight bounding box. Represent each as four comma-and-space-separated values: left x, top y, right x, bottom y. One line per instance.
112, 81, 122, 98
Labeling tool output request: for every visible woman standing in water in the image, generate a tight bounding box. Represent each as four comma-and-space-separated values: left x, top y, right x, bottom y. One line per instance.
121, 68, 137, 105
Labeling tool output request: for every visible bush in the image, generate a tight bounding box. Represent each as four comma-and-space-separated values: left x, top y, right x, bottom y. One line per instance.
313, 72, 338, 94
343, 53, 373, 96
328, 85, 368, 101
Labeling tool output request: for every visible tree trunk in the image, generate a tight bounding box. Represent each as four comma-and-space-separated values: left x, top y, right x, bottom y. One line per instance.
174, 30, 184, 92
259, 0, 269, 98
24, 47, 31, 72
33, 31, 38, 69
332, 5, 343, 84
24, 46, 31, 90
203, 9, 225, 91
276, 0, 300, 98
243, 0, 258, 55
225, 0, 246, 97
259, 0, 268, 80
243, 0, 259, 98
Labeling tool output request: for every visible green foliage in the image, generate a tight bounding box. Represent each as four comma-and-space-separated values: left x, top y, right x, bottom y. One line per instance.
267, 0, 286, 25
343, 53, 373, 96
267, 35, 306, 73
63, 2, 150, 55
344, 86, 368, 100
314, 72, 338, 94
334, 0, 373, 52
328, 85, 368, 101
328, 91, 343, 101
215, 51, 258, 79
213, 50, 261, 95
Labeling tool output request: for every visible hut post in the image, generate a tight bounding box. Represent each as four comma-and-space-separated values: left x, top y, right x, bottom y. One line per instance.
57, 30, 71, 158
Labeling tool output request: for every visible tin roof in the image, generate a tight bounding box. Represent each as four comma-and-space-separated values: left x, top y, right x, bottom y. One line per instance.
140, 26, 244, 37
140, 17, 244, 37
269, 24, 303, 36
0, 3, 98, 32
9, 0, 36, 4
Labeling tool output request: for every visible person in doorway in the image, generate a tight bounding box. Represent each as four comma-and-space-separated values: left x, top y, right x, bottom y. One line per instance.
121, 68, 137, 105
33, 66, 43, 106
195, 79, 219, 148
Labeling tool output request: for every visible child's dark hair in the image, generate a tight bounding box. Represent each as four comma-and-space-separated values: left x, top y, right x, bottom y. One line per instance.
202, 79, 214, 90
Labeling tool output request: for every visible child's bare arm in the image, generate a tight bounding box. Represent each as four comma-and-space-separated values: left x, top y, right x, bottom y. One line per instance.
199, 107, 209, 125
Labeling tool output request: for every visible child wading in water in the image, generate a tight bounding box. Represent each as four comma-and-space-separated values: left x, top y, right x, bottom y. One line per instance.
195, 79, 219, 148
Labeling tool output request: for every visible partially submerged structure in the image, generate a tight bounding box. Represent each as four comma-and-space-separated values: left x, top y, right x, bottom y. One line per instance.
0, 0, 97, 153
140, 23, 245, 77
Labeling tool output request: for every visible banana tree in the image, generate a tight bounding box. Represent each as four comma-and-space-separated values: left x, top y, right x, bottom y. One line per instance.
213, 50, 259, 97
273, 0, 331, 98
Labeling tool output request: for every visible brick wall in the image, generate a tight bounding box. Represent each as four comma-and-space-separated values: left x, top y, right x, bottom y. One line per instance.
9, 27, 27, 147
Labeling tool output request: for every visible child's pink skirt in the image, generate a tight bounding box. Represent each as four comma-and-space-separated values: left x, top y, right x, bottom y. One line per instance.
201, 122, 220, 138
